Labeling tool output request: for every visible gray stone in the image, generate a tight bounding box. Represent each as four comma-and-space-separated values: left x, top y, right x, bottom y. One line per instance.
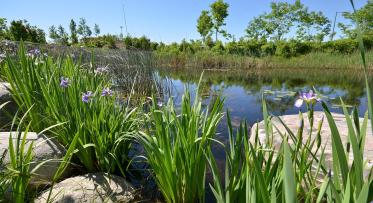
0, 132, 68, 186
0, 82, 11, 100
35, 173, 135, 203
250, 111, 373, 171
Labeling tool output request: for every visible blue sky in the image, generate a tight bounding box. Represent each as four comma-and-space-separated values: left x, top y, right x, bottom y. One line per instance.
0, 0, 368, 43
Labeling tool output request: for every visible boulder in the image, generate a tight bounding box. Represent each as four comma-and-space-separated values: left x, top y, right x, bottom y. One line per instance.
0, 132, 68, 186
35, 173, 135, 203
0, 82, 11, 100
250, 111, 373, 171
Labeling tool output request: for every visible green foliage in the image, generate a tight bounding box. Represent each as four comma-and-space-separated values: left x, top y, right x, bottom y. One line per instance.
2, 44, 139, 174
69, 19, 78, 44
0, 18, 7, 39
8, 20, 46, 43
197, 10, 213, 43
338, 1, 373, 38
93, 24, 100, 36
77, 18, 92, 40
123, 35, 158, 51
135, 80, 224, 203
245, 0, 330, 42
210, 0, 230, 41
83, 34, 118, 49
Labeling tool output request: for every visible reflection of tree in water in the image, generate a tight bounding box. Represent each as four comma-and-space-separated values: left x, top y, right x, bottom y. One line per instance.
265, 96, 296, 115
157, 67, 371, 108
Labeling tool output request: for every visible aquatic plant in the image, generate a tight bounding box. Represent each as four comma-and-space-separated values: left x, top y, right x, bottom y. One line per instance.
134, 77, 224, 203
2, 44, 139, 174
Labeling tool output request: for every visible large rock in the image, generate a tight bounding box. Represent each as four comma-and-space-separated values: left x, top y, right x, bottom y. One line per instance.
0, 82, 11, 100
250, 111, 373, 170
35, 173, 135, 203
0, 132, 68, 186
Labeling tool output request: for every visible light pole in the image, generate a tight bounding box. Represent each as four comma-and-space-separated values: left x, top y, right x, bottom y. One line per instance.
330, 11, 345, 41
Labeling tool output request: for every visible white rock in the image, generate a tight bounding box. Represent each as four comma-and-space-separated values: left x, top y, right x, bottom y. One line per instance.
35, 173, 135, 203
250, 111, 373, 171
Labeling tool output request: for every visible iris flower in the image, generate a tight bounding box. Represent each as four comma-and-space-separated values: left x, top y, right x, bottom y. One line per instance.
82, 91, 93, 103
60, 77, 70, 88
101, 87, 113, 97
294, 90, 320, 108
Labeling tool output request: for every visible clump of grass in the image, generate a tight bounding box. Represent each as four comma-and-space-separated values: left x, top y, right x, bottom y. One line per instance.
134, 76, 224, 203
2, 43, 139, 175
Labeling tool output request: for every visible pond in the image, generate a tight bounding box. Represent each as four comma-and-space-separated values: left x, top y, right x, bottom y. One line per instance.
156, 67, 371, 161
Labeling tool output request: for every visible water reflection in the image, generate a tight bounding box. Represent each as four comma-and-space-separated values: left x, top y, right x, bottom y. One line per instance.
157, 68, 371, 127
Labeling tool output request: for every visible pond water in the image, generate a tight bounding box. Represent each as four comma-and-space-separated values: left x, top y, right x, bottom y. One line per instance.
156, 67, 371, 160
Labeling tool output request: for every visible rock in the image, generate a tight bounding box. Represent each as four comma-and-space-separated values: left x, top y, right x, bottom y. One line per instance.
35, 173, 135, 203
0, 82, 11, 100
250, 111, 373, 171
0, 132, 68, 186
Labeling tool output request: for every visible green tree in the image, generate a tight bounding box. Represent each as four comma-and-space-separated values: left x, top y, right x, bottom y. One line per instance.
94, 24, 100, 36
338, 0, 373, 38
0, 18, 7, 39
296, 11, 331, 42
245, 0, 330, 42
49, 25, 60, 42
9, 20, 28, 41
210, 0, 230, 41
8, 20, 46, 43
245, 15, 270, 40
77, 18, 92, 40
197, 10, 213, 43
58, 25, 69, 45
69, 19, 78, 44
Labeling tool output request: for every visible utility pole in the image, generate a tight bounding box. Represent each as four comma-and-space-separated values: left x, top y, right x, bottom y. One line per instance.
122, 3, 129, 37
330, 11, 344, 41
120, 26, 123, 39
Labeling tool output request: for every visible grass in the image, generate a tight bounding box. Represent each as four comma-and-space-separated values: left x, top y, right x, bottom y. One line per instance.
2, 44, 140, 175
155, 49, 373, 69
134, 76, 224, 203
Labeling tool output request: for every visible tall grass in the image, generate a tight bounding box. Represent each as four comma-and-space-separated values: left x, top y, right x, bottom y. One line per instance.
2, 44, 139, 174
134, 77, 224, 203
155, 49, 373, 70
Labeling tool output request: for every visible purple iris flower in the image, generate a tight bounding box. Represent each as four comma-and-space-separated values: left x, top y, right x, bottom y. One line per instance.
82, 91, 93, 103
60, 77, 70, 88
294, 90, 321, 108
101, 87, 113, 97
27, 48, 41, 57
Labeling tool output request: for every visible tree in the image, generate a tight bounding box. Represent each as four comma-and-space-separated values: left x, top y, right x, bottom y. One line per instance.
0, 18, 7, 39
69, 19, 78, 44
197, 10, 213, 43
9, 20, 28, 41
94, 24, 100, 36
58, 25, 69, 45
77, 18, 92, 40
8, 20, 46, 43
245, 0, 330, 42
245, 15, 271, 40
49, 25, 59, 42
210, 0, 230, 41
338, 1, 373, 38
296, 11, 331, 42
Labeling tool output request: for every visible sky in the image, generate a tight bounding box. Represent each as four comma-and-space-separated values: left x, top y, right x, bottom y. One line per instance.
0, 0, 368, 43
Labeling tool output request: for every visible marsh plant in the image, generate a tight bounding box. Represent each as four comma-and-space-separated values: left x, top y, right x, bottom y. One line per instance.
2, 44, 139, 175
135, 77, 224, 203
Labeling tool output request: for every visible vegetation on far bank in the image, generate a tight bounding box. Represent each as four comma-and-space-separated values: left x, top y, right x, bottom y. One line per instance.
1, 1, 372, 69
